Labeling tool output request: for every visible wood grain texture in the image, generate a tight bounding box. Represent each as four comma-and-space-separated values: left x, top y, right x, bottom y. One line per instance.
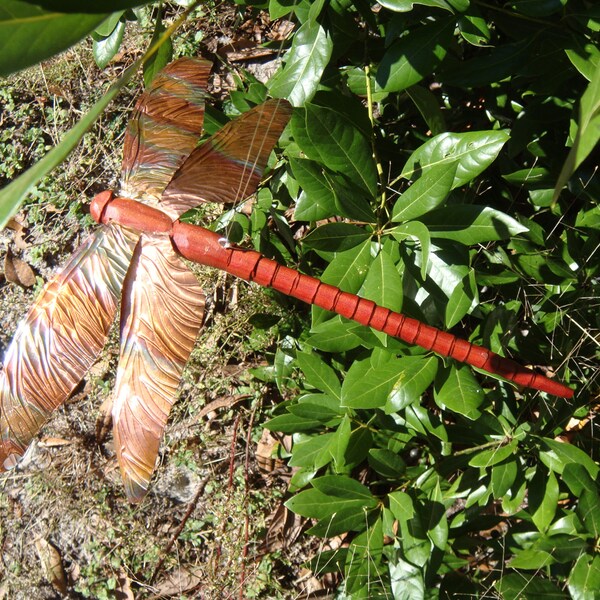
0, 225, 137, 469
112, 235, 204, 502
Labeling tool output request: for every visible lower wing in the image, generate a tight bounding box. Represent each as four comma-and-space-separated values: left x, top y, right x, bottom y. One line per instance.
0, 224, 137, 469
111, 234, 204, 502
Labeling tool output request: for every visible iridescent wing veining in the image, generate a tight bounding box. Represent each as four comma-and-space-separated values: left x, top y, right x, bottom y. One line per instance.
161, 99, 293, 216
112, 235, 204, 502
0, 224, 137, 469
121, 57, 211, 215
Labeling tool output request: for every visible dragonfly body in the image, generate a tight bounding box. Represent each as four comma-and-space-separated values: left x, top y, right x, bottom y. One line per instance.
0, 57, 572, 503
93, 193, 574, 399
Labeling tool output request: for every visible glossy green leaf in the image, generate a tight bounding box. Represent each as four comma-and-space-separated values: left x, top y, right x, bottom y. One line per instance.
530, 469, 558, 532
553, 60, 600, 202
312, 475, 377, 502
491, 459, 518, 498
434, 365, 484, 420
291, 157, 338, 220
308, 506, 378, 537
342, 358, 407, 409
445, 269, 478, 328
458, 10, 491, 46
344, 518, 384, 593
385, 356, 438, 412
0, 1, 108, 77
291, 103, 378, 196
389, 556, 425, 600
469, 440, 518, 468
92, 17, 125, 68
361, 250, 403, 312
509, 549, 555, 570
406, 85, 446, 135
265, 413, 322, 432
389, 491, 415, 522
289, 433, 335, 469
377, 0, 453, 12
296, 352, 342, 401
285, 488, 340, 519
390, 221, 431, 280
566, 43, 600, 82
302, 223, 370, 252
421, 206, 528, 244
368, 448, 406, 479
392, 161, 457, 222
401, 130, 510, 189
289, 402, 340, 422
539, 438, 600, 480
496, 573, 562, 598
306, 316, 363, 352
511, 0, 567, 17
569, 554, 600, 600
269, 20, 333, 106
142, 10, 173, 87
562, 463, 597, 496
377, 18, 454, 92
578, 489, 600, 537
330, 414, 352, 471
94, 11, 124, 36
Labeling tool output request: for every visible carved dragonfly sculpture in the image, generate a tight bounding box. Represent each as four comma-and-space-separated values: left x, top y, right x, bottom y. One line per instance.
0, 58, 573, 503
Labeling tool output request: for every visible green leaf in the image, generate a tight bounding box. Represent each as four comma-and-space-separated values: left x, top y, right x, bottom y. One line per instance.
401, 130, 510, 189
307, 316, 363, 352
368, 448, 406, 479
289, 403, 340, 422
539, 438, 600, 480
361, 250, 403, 312
289, 433, 335, 469
406, 85, 446, 135
312, 475, 376, 502
496, 573, 563, 598
458, 10, 491, 46
377, 18, 454, 92
0, 1, 108, 77
308, 507, 377, 537
569, 554, 600, 600
92, 17, 125, 68
390, 221, 431, 280
578, 489, 600, 537
508, 549, 555, 570
392, 161, 457, 222
302, 223, 370, 252
389, 556, 425, 600
445, 269, 478, 328
285, 488, 339, 519
434, 365, 484, 420
345, 517, 384, 593
342, 358, 407, 409
142, 10, 173, 87
377, 0, 453, 12
420, 206, 529, 244
530, 469, 558, 532
296, 352, 342, 401
291, 158, 338, 220
553, 60, 600, 202
389, 491, 415, 522
264, 413, 323, 433
385, 356, 438, 412
268, 20, 333, 106
491, 459, 518, 498
291, 103, 378, 196
469, 440, 518, 468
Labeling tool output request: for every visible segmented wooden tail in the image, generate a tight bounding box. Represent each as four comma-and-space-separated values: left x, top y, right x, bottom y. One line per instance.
171, 221, 573, 399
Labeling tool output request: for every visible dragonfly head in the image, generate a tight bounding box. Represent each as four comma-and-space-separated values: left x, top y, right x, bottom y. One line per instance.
90, 190, 115, 224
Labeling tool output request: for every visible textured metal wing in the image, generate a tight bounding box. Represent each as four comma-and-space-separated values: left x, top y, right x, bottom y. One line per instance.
112, 234, 204, 502
0, 224, 137, 470
160, 99, 293, 216
121, 57, 211, 215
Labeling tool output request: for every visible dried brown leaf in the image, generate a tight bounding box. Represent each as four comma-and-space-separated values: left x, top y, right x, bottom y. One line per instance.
4, 249, 36, 287
115, 567, 134, 600
35, 538, 68, 594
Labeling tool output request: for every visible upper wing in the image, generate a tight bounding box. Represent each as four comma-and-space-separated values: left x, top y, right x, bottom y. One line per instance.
160, 99, 293, 216
120, 57, 211, 214
0, 224, 137, 470
111, 234, 204, 502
